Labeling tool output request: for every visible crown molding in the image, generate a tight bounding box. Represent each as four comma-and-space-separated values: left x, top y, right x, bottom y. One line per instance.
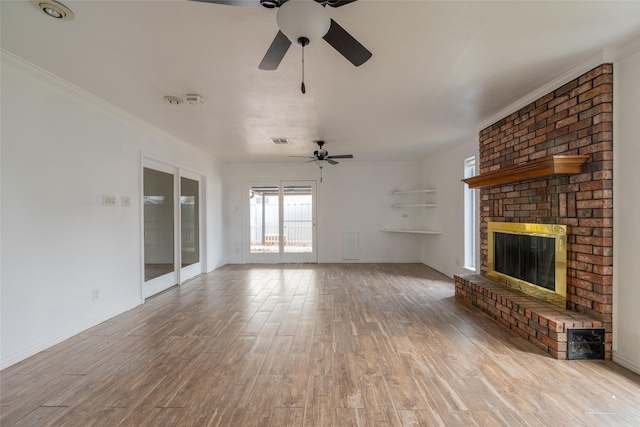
479, 50, 611, 133
614, 34, 640, 61
0, 49, 204, 154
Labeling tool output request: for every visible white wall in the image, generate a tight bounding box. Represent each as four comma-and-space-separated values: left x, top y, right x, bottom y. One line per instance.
225, 161, 425, 263
0, 53, 225, 369
613, 45, 640, 373
421, 139, 478, 278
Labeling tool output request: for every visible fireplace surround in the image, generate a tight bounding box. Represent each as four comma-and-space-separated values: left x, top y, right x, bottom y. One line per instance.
455, 63, 613, 359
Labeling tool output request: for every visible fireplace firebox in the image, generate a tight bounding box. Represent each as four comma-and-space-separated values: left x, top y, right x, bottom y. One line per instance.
488, 222, 567, 307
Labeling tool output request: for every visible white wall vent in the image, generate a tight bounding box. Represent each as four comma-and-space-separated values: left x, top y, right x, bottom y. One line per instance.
270, 138, 289, 145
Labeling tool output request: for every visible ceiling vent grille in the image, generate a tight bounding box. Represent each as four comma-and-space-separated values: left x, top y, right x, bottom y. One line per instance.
271, 138, 289, 145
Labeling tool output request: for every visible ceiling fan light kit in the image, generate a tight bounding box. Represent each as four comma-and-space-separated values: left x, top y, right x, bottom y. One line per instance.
276, 0, 331, 46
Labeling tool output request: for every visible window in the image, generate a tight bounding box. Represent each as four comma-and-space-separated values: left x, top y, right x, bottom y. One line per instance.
464, 156, 477, 270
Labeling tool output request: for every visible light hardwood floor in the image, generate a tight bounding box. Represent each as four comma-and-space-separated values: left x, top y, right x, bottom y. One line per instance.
1, 264, 639, 426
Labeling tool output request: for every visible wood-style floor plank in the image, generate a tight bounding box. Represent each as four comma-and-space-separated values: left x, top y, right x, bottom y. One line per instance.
2, 264, 640, 426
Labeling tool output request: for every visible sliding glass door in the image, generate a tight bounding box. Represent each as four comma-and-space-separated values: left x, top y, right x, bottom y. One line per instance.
246, 180, 317, 263
143, 161, 203, 298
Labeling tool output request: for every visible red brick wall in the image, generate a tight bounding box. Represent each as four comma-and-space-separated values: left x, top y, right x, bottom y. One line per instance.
478, 64, 613, 348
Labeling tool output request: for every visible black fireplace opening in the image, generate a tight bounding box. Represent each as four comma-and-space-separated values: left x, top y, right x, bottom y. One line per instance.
494, 232, 556, 291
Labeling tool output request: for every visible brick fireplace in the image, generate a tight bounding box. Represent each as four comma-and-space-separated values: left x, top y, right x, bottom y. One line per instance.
455, 64, 613, 359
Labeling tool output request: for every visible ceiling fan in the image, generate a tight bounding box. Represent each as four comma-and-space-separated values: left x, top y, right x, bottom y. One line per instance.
191, 0, 372, 71
292, 140, 354, 166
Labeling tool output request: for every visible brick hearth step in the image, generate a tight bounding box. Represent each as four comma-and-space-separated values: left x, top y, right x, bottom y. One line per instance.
454, 273, 604, 360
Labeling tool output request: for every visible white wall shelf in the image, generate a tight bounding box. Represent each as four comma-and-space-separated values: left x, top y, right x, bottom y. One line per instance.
391, 203, 436, 208
390, 189, 436, 195
382, 229, 441, 235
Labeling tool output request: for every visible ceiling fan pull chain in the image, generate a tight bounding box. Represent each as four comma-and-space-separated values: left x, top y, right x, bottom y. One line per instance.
301, 42, 306, 94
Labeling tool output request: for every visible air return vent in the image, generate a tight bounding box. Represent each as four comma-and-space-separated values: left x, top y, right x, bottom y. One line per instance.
270, 138, 289, 145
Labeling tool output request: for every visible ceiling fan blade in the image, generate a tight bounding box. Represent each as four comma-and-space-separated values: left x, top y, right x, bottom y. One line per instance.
327, 154, 353, 159
323, 19, 372, 67
327, 159, 339, 165
259, 31, 292, 70
189, 0, 262, 8
326, 0, 358, 7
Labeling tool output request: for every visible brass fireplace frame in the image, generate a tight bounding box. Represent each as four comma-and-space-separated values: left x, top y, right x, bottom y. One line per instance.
487, 222, 567, 308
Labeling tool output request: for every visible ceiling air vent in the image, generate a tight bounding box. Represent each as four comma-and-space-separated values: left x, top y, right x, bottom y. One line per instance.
270, 138, 289, 145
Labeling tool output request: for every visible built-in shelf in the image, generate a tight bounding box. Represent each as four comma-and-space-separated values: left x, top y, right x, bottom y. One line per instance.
390, 189, 436, 195
385, 189, 439, 234
382, 229, 441, 235
462, 155, 589, 189
391, 203, 437, 208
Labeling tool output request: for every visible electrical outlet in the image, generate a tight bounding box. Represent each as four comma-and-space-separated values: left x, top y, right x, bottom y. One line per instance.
92, 288, 100, 301
121, 196, 130, 207
103, 195, 116, 206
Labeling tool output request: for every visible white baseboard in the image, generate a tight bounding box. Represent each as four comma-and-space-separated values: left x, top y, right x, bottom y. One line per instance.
613, 351, 640, 375
0, 298, 142, 371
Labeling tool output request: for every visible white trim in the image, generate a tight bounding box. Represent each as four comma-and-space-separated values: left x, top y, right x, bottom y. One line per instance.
0, 298, 141, 370
613, 351, 640, 375
612, 58, 620, 359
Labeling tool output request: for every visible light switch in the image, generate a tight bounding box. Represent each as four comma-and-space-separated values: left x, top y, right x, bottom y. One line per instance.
103, 195, 116, 206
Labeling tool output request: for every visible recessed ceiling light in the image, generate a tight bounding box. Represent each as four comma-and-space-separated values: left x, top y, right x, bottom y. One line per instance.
163, 96, 184, 105
30, 0, 74, 21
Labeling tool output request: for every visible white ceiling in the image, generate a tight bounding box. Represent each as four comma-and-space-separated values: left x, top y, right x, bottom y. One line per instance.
2, 0, 640, 163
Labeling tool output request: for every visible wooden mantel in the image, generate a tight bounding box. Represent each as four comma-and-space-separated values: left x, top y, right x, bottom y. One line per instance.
462, 155, 589, 189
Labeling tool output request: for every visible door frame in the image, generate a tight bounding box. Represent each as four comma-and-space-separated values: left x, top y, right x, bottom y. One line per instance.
244, 180, 318, 264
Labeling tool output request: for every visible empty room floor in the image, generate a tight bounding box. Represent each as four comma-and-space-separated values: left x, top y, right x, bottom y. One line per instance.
1, 264, 639, 426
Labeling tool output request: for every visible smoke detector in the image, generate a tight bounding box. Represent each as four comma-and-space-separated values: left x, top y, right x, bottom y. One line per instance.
185, 94, 205, 106
163, 96, 184, 105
